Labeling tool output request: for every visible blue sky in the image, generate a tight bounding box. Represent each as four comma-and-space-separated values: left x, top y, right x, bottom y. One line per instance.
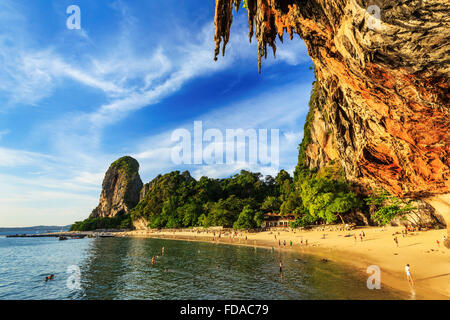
0, 0, 315, 227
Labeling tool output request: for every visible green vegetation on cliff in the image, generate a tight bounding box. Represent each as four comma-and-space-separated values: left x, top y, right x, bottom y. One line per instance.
110, 156, 140, 183
128, 164, 364, 230
297, 81, 324, 166
110, 156, 141, 209
131, 170, 281, 229
70, 213, 132, 231
294, 163, 362, 226
291, 80, 410, 228
365, 188, 416, 225
291, 81, 362, 227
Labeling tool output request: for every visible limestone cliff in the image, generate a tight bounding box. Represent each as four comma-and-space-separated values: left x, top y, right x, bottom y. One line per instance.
90, 156, 143, 218
213, 0, 450, 243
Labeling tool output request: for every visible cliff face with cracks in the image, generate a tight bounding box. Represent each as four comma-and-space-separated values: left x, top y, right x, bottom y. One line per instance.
213, 0, 450, 240
90, 156, 143, 219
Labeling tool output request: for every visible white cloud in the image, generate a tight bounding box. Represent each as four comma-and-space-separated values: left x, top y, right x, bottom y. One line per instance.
0, 147, 55, 167
131, 82, 311, 182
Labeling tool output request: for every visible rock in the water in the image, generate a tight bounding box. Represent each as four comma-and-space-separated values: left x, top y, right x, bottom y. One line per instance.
90, 156, 143, 218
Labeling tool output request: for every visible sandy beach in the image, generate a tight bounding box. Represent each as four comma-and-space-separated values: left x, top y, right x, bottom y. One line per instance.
117, 226, 449, 300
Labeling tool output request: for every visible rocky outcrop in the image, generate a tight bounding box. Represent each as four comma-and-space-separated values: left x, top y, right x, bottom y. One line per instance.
90, 156, 143, 218
139, 182, 151, 202
213, 0, 449, 232
390, 200, 446, 228
132, 217, 149, 230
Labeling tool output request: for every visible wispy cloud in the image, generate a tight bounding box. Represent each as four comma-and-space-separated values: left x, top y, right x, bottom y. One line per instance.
131, 82, 311, 182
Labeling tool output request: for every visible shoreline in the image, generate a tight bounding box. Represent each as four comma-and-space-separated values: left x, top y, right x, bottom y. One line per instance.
115, 226, 449, 300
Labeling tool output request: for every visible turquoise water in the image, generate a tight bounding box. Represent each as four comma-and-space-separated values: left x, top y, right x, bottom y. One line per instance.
0, 235, 407, 300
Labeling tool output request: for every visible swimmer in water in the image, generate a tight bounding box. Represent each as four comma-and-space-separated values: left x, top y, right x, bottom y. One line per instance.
152, 256, 155, 266
45, 274, 54, 282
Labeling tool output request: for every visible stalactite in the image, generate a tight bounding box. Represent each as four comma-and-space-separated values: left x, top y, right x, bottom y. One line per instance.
214, 0, 295, 72
214, 0, 242, 61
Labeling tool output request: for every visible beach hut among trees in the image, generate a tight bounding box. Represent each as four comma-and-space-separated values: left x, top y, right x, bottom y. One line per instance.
261, 213, 295, 228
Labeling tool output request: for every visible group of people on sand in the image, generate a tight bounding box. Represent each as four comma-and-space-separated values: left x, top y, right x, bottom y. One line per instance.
394, 231, 447, 250
353, 231, 366, 242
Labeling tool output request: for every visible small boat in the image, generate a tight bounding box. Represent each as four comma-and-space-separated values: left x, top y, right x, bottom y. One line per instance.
58, 236, 68, 241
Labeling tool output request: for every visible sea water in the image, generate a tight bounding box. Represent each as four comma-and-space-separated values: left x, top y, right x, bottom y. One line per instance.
0, 233, 407, 300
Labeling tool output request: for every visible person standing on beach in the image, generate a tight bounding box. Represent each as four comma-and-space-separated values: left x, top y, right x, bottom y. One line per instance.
394, 236, 399, 247
152, 256, 155, 266
405, 264, 414, 286
279, 260, 283, 273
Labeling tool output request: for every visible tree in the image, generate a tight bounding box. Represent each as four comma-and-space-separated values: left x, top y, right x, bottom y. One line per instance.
261, 196, 281, 213
253, 210, 265, 228
208, 200, 233, 227
280, 192, 303, 216
233, 206, 256, 230
326, 192, 361, 224
296, 164, 361, 224
366, 189, 416, 226
197, 213, 207, 227
177, 202, 202, 227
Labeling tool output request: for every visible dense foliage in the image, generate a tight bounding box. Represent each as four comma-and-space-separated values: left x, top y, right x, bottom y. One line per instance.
111, 156, 140, 182
365, 188, 416, 225
127, 162, 363, 230
292, 162, 362, 227
130, 170, 288, 229
70, 213, 132, 231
